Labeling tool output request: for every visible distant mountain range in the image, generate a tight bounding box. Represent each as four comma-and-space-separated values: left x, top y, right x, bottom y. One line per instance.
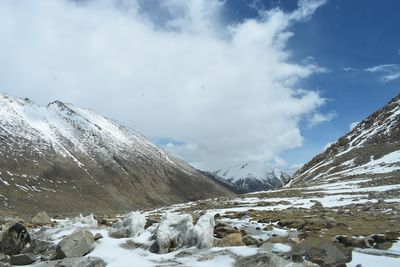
0, 92, 232, 215
291, 94, 400, 187
213, 162, 292, 193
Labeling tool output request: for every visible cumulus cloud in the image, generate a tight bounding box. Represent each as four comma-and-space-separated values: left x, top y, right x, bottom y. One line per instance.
0, 0, 328, 170
307, 111, 337, 127
365, 64, 400, 82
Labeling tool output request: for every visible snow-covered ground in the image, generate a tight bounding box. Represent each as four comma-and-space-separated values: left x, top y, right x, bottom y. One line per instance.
29, 176, 400, 267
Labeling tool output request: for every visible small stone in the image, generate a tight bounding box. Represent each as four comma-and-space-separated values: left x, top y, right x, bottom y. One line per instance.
94, 233, 103, 241
0, 254, 10, 263
325, 217, 337, 228
214, 233, 244, 247
10, 253, 37, 265
374, 242, 392, 250
263, 224, 274, 231
242, 235, 261, 247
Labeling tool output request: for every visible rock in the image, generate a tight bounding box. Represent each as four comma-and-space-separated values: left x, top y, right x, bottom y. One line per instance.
119, 240, 149, 250
325, 217, 337, 229
56, 230, 94, 259
242, 235, 262, 247
145, 217, 159, 229
374, 242, 392, 250
310, 201, 323, 209
277, 219, 305, 230
369, 234, 387, 243
149, 240, 160, 253
297, 243, 351, 267
235, 251, 314, 267
263, 224, 274, 231
214, 233, 244, 247
34, 256, 106, 267
109, 211, 146, 239
94, 233, 103, 241
0, 224, 30, 255
31, 212, 52, 226
10, 253, 37, 265
21, 236, 56, 258
214, 226, 239, 238
0, 253, 10, 263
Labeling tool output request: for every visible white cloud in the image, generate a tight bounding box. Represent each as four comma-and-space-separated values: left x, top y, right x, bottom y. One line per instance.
0, 0, 328, 170
365, 64, 400, 82
307, 111, 337, 127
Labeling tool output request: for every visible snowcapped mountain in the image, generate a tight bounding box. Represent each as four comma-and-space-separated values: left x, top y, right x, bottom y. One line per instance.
214, 162, 291, 193
291, 94, 400, 187
0, 92, 232, 214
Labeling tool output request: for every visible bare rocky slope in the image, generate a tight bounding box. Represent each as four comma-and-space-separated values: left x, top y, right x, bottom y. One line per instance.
0, 92, 232, 215
291, 94, 400, 188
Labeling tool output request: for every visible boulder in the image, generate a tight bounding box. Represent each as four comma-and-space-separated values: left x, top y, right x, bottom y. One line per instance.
297, 243, 352, 267
10, 253, 37, 265
34, 256, 106, 267
56, 230, 94, 259
31, 212, 52, 226
0, 224, 30, 255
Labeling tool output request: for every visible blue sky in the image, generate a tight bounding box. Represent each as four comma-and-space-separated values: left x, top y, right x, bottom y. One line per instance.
1, 0, 399, 171
223, 0, 400, 168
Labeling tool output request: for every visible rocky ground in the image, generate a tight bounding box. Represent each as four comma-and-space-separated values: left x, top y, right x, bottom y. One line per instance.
0, 177, 399, 267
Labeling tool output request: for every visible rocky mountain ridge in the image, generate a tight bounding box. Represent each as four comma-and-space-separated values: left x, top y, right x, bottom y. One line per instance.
214, 162, 292, 193
291, 94, 400, 187
0, 92, 232, 215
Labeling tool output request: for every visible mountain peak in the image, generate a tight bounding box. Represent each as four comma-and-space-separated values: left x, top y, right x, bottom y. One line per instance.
214, 161, 291, 193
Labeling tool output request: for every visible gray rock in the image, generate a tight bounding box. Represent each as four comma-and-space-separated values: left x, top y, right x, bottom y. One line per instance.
34, 256, 106, 267
94, 233, 103, 241
242, 235, 262, 247
10, 253, 37, 265
108, 228, 126, 239
149, 241, 160, 254
300, 243, 351, 266
235, 252, 314, 267
31, 212, 52, 226
0, 224, 30, 255
56, 230, 94, 259
21, 239, 56, 258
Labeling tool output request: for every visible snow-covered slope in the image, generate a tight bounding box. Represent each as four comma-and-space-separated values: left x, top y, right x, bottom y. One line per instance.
0, 92, 232, 214
214, 162, 291, 193
292, 94, 400, 187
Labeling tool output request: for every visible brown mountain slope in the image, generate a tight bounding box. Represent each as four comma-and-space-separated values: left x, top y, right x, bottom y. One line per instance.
0, 92, 232, 215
